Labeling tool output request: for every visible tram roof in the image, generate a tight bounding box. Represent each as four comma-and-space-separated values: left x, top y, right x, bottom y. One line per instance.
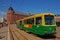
16, 12, 55, 22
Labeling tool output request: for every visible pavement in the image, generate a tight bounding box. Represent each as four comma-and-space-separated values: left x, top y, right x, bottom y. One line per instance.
0, 27, 8, 40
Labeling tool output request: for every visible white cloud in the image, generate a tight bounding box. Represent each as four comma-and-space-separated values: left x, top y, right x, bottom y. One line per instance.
0, 11, 7, 18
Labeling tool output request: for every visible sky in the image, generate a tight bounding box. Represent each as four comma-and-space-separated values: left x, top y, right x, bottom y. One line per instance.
0, 0, 60, 17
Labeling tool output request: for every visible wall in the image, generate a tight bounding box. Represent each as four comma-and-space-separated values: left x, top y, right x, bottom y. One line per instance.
7, 9, 27, 24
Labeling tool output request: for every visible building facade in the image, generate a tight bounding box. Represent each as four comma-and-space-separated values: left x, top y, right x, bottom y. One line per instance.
7, 7, 28, 24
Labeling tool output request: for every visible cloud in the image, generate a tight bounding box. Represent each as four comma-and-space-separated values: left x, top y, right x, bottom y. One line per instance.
0, 11, 7, 18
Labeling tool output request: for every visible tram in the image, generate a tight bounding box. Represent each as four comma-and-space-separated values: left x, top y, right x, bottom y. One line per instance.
16, 13, 56, 35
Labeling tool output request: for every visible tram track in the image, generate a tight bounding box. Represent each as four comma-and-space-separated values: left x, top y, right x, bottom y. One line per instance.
9, 24, 43, 40
10, 27, 28, 40
11, 29, 28, 40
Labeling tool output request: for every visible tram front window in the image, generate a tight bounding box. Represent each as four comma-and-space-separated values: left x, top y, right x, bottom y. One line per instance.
45, 15, 55, 25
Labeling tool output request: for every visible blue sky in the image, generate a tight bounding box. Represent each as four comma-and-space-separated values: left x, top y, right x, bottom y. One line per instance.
0, 0, 60, 17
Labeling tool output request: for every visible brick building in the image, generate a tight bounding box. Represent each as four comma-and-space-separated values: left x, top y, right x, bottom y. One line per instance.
55, 15, 60, 26
7, 7, 28, 24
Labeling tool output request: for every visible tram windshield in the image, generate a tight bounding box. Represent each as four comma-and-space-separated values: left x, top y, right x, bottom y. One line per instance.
44, 15, 55, 25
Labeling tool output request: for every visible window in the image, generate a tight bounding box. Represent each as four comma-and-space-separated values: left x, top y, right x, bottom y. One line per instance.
24, 18, 34, 24
44, 15, 55, 25
36, 17, 42, 25
28, 18, 34, 24
24, 20, 27, 24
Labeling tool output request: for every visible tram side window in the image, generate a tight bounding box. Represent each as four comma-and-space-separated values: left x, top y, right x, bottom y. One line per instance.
28, 18, 34, 24
36, 17, 42, 25
24, 20, 27, 24
20, 21, 22, 24
24, 18, 34, 24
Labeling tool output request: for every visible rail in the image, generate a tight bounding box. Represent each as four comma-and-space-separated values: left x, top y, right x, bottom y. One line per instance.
12, 30, 28, 40
10, 27, 28, 40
